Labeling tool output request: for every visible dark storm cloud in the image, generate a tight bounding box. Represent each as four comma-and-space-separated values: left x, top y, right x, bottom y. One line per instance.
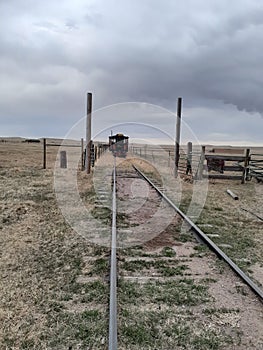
0, 0, 262, 142
85, 1, 263, 114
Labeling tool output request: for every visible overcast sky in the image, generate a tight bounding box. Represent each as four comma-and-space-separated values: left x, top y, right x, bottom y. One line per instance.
0, 0, 262, 145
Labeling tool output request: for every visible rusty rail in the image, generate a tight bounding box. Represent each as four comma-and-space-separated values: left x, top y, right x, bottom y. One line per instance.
133, 165, 263, 303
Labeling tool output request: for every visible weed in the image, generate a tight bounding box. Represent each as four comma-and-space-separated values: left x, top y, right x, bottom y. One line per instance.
81, 281, 108, 303
121, 259, 189, 277
179, 233, 194, 242
88, 258, 109, 276
119, 279, 210, 306
161, 246, 176, 257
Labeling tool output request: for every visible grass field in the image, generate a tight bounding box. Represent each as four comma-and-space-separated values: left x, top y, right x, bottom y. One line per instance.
0, 139, 262, 349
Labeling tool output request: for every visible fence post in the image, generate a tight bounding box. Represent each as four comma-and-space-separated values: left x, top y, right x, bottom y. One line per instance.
168, 150, 171, 167
186, 142, 192, 175
95, 146, 98, 163
175, 97, 182, 177
241, 148, 250, 184
60, 151, 67, 168
81, 138, 84, 170
196, 146, 205, 180
86, 92, 92, 174
43, 138, 46, 169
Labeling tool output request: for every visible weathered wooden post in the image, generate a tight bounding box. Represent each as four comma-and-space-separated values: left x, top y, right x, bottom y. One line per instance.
186, 142, 192, 175
60, 151, 67, 168
196, 146, 205, 180
81, 138, 84, 170
168, 150, 171, 167
90, 142, 95, 167
241, 148, 250, 184
86, 92, 92, 174
43, 138, 46, 169
95, 146, 98, 163
175, 97, 182, 177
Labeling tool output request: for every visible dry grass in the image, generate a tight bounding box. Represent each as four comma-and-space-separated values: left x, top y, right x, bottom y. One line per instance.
0, 141, 109, 349
0, 140, 262, 349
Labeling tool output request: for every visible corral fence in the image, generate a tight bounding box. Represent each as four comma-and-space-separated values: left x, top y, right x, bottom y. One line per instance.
130, 143, 263, 184
195, 146, 250, 184
249, 153, 263, 182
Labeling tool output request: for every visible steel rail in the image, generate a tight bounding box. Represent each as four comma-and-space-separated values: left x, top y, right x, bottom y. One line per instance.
133, 165, 263, 303
109, 157, 117, 350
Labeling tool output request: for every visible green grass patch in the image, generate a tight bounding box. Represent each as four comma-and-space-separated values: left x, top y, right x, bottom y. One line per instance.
119, 279, 211, 306
121, 259, 189, 277
119, 309, 233, 349
161, 246, 176, 257
88, 258, 109, 276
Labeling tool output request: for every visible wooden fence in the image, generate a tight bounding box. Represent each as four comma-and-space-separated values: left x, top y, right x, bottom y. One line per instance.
249, 153, 263, 182
42, 138, 108, 169
195, 146, 250, 183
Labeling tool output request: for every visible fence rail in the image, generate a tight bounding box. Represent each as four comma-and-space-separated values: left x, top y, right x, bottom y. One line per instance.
249, 154, 263, 181
130, 144, 263, 184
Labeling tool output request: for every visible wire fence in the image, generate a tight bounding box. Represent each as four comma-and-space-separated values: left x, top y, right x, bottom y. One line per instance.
130, 144, 202, 177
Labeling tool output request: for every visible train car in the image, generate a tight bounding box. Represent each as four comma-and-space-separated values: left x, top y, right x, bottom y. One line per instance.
109, 133, 129, 157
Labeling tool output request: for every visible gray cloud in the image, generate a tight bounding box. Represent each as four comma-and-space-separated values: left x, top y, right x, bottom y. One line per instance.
0, 0, 262, 142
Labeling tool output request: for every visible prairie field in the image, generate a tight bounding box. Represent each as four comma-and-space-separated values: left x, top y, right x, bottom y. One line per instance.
0, 139, 262, 349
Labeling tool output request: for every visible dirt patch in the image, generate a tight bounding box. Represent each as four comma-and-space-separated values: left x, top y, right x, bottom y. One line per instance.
143, 220, 182, 249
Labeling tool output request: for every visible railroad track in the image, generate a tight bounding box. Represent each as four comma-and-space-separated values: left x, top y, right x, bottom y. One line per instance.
107, 159, 263, 349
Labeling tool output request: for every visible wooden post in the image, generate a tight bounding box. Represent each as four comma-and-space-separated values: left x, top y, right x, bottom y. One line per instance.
241, 148, 250, 184
197, 146, 205, 180
81, 138, 84, 170
175, 97, 182, 177
168, 150, 171, 167
95, 146, 98, 163
186, 142, 192, 175
60, 151, 67, 168
86, 92, 92, 174
43, 138, 46, 169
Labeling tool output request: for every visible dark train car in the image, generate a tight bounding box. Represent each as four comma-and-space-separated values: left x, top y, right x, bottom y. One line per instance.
109, 133, 129, 157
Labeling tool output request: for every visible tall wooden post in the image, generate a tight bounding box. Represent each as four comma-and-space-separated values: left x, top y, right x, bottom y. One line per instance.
241, 148, 250, 184
43, 138, 46, 169
81, 138, 84, 170
175, 97, 182, 177
86, 92, 92, 174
